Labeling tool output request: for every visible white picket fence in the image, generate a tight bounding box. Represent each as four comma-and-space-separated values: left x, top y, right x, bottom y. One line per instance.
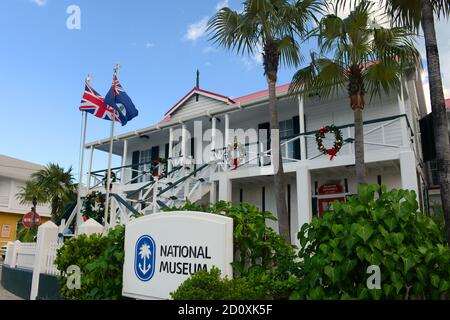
3, 219, 104, 300
4, 241, 62, 275
15, 243, 37, 270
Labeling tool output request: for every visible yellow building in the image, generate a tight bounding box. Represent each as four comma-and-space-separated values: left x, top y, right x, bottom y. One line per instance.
0, 155, 51, 247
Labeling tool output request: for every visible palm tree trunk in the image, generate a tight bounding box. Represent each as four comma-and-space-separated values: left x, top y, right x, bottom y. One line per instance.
354, 107, 366, 184
421, 0, 450, 246
51, 197, 59, 222
267, 78, 290, 242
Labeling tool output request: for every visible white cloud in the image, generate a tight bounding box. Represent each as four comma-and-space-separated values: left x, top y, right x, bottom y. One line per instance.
216, 0, 229, 11
146, 42, 155, 48
31, 0, 47, 6
184, 17, 209, 42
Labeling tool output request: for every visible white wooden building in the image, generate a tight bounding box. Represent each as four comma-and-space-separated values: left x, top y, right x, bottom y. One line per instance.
75, 68, 428, 243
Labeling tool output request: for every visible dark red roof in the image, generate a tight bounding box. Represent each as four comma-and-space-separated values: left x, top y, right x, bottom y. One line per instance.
234, 83, 290, 103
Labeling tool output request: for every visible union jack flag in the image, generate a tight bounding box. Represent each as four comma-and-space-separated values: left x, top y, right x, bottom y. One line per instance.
79, 81, 121, 124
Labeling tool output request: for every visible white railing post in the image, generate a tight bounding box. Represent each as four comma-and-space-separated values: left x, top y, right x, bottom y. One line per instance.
30, 221, 59, 300
168, 127, 174, 172
4, 241, 20, 267
153, 177, 158, 214
78, 219, 104, 236
86, 145, 94, 193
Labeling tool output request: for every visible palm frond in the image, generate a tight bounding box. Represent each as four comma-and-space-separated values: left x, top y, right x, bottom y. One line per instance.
363, 61, 402, 101
289, 54, 347, 98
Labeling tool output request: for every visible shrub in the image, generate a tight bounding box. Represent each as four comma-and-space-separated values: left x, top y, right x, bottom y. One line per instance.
171, 267, 264, 300
54, 232, 107, 299
54, 225, 125, 300
293, 184, 450, 300
165, 201, 300, 299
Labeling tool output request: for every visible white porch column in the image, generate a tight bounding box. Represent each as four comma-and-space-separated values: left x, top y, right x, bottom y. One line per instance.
298, 95, 307, 160
181, 124, 187, 164
121, 139, 128, 183
86, 146, 94, 193
224, 114, 230, 170
211, 117, 217, 161
400, 151, 419, 195
295, 166, 312, 245
218, 176, 232, 202
168, 127, 174, 171
210, 180, 217, 203
397, 79, 410, 148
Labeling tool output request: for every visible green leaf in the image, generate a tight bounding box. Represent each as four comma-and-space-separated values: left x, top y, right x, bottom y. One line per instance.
324, 266, 340, 284
355, 224, 374, 243
401, 255, 416, 275
431, 274, 440, 288
332, 224, 344, 235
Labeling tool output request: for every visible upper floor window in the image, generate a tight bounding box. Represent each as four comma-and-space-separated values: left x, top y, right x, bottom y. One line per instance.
279, 119, 294, 159
139, 149, 152, 183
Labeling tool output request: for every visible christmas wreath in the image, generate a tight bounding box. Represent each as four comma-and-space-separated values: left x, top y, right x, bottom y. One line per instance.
315, 125, 343, 160
81, 191, 105, 223
152, 158, 167, 176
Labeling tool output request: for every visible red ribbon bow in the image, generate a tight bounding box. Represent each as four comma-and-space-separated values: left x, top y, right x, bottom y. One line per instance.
327, 147, 337, 160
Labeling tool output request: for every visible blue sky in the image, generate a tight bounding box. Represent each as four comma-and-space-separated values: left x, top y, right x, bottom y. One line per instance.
1, 0, 449, 178
0, 0, 317, 176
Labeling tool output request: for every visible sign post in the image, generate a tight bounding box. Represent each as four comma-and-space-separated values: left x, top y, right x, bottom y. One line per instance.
122, 211, 233, 300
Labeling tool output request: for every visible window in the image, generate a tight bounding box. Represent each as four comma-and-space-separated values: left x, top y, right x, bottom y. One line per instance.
279, 119, 294, 159
139, 149, 152, 183
0, 179, 10, 207
430, 160, 440, 186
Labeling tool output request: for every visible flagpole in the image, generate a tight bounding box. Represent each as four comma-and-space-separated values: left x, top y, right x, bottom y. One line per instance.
104, 64, 120, 228
104, 114, 115, 228
76, 74, 91, 232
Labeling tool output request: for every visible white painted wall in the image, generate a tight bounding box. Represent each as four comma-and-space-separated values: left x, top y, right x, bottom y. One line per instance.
0, 175, 51, 216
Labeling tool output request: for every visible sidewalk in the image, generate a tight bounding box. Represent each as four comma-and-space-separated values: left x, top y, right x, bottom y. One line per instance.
0, 258, 23, 300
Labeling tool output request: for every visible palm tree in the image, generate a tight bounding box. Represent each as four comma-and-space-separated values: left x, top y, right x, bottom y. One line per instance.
289, 1, 419, 184
207, 0, 323, 241
16, 180, 48, 227
334, 0, 450, 248
31, 163, 76, 222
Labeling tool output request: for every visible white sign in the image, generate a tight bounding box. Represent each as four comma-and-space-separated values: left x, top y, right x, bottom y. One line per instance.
122, 211, 233, 300
1, 224, 11, 238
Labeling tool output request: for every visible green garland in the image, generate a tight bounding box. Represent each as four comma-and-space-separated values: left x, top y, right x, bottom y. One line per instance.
81, 191, 105, 224
315, 125, 343, 160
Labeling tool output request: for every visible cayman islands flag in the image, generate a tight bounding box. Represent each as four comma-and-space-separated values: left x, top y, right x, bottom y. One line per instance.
104, 73, 139, 126
79, 81, 121, 124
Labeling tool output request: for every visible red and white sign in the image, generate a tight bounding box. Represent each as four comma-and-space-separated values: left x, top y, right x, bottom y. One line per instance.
22, 212, 41, 229
318, 184, 343, 195
318, 184, 345, 216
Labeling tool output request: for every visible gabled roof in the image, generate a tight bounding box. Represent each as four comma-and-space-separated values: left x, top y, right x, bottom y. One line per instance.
164, 87, 236, 117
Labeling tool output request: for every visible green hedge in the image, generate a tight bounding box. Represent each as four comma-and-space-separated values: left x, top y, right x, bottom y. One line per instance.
292, 184, 450, 300
54, 225, 125, 300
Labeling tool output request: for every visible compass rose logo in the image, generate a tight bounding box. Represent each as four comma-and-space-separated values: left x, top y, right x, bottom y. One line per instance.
134, 235, 156, 281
